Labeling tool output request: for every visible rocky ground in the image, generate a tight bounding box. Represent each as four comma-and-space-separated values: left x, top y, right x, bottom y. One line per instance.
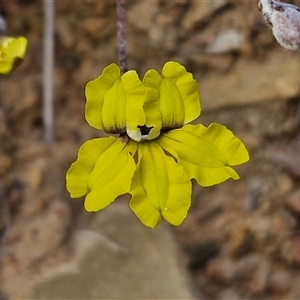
1, 0, 300, 299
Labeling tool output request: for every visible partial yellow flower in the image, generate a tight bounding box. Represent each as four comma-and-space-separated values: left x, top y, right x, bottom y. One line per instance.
0, 36, 27, 74
66, 61, 249, 228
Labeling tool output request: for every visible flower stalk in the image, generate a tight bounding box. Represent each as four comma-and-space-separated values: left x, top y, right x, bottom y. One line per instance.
116, 0, 128, 74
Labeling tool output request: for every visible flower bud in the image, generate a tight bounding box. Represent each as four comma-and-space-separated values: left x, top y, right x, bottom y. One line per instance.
258, 0, 300, 50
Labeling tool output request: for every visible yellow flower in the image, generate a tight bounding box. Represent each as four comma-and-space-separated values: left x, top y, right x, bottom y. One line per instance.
0, 36, 27, 74
66, 61, 249, 228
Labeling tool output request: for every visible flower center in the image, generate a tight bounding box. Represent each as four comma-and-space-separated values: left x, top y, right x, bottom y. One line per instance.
137, 125, 154, 137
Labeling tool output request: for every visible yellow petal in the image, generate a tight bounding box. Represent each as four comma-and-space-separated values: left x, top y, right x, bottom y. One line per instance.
129, 142, 191, 228
158, 123, 249, 186
142, 85, 161, 140
162, 61, 201, 124
143, 61, 200, 130
66, 137, 137, 211
0, 36, 27, 74
85, 64, 148, 140
121, 70, 146, 141
5, 36, 28, 58
0, 53, 14, 74
85, 63, 127, 133
140, 69, 162, 140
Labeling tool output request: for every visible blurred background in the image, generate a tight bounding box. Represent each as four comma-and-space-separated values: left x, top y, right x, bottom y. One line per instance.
1, 0, 300, 299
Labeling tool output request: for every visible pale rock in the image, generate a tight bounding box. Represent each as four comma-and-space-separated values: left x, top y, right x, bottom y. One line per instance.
33, 230, 126, 280
24, 202, 198, 300
199, 51, 300, 110
206, 29, 245, 54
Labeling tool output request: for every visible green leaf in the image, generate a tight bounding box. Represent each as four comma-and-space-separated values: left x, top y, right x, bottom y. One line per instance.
158, 123, 249, 186
66, 137, 137, 212
129, 142, 191, 228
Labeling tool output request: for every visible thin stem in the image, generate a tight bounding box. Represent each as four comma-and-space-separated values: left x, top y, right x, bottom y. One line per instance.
43, 0, 55, 143
0, 15, 6, 35
0, 181, 8, 271
116, 0, 128, 74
